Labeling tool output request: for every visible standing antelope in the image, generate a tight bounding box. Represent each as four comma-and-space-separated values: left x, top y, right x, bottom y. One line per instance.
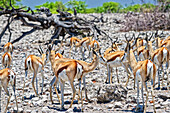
69, 36, 93, 60
0, 68, 18, 113
2, 52, 12, 68
88, 40, 100, 58
48, 45, 99, 109
3, 42, 14, 55
98, 47, 132, 86
103, 37, 122, 55
23, 46, 49, 97
125, 36, 156, 113
69, 37, 81, 57
2, 42, 14, 68
98, 35, 137, 85
147, 41, 169, 89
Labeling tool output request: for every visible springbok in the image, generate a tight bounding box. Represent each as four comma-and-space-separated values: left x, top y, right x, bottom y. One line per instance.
23, 46, 49, 98
0, 68, 18, 113
125, 35, 156, 113
48, 44, 99, 109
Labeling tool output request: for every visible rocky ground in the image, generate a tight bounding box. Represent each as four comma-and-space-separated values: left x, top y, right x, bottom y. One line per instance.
0, 13, 170, 113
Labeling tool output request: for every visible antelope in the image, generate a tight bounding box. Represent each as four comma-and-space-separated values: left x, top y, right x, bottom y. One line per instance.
161, 40, 170, 51
69, 36, 93, 60
104, 37, 122, 55
55, 52, 63, 59
98, 38, 133, 86
69, 37, 81, 57
1, 42, 14, 68
0, 68, 18, 113
129, 33, 147, 49
88, 40, 100, 58
2, 52, 12, 68
133, 33, 154, 61
23, 46, 49, 98
48, 45, 99, 109
147, 40, 169, 89
3, 42, 14, 55
125, 36, 156, 113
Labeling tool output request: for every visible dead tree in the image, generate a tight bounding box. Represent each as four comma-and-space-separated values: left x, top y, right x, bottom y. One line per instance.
0, 0, 109, 47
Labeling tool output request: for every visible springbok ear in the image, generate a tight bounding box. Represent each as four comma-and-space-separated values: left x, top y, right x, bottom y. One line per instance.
117, 43, 123, 46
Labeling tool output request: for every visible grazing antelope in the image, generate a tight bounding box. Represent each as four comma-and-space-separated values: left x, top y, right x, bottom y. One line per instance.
125, 36, 156, 113
147, 40, 169, 89
2, 52, 12, 68
0, 68, 18, 113
48, 45, 99, 108
23, 46, 49, 97
3, 42, 14, 55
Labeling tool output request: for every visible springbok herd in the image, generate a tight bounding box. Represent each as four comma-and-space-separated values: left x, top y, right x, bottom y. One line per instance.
0, 31, 170, 113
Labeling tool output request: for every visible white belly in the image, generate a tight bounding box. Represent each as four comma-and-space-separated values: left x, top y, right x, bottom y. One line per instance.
108, 57, 122, 67
58, 69, 69, 81
139, 53, 145, 61
75, 63, 83, 79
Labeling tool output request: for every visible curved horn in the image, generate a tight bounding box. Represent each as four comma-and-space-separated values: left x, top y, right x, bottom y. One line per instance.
39, 45, 44, 53
113, 37, 118, 43
125, 34, 128, 41
132, 33, 135, 40
61, 50, 64, 55
54, 41, 63, 52
36, 48, 42, 55
149, 32, 154, 41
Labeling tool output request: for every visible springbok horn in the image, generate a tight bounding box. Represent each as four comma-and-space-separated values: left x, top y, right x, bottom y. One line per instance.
39, 45, 44, 53
36, 48, 42, 55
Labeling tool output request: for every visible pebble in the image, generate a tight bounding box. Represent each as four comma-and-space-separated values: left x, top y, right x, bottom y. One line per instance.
155, 104, 161, 109
42, 106, 51, 113
114, 102, 122, 108
107, 104, 114, 109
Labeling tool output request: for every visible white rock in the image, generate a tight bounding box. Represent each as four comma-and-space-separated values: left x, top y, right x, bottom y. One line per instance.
114, 102, 122, 108
25, 109, 32, 113
14, 107, 23, 112
42, 106, 50, 113
107, 104, 114, 109
32, 97, 39, 101
155, 104, 161, 109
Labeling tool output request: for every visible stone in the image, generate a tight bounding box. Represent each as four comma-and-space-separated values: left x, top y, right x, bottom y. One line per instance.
158, 94, 170, 101
66, 108, 73, 113
84, 101, 88, 105
32, 97, 39, 101
107, 104, 114, 109
26, 109, 32, 113
97, 84, 128, 103
155, 104, 161, 109
14, 107, 23, 113
161, 100, 170, 106
114, 102, 122, 108
42, 106, 51, 113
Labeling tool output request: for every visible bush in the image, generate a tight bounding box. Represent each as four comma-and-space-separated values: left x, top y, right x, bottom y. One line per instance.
35, 1, 66, 14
